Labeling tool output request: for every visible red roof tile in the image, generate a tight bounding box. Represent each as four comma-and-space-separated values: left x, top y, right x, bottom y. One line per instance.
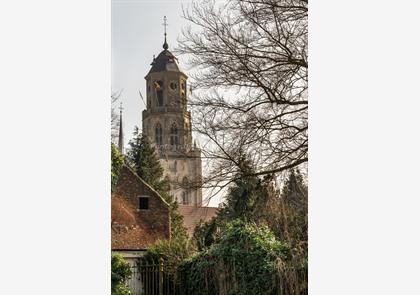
111, 196, 167, 250
177, 205, 218, 236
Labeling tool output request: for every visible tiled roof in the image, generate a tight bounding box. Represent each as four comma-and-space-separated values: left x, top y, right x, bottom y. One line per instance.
111, 196, 167, 250
148, 49, 184, 74
177, 205, 218, 236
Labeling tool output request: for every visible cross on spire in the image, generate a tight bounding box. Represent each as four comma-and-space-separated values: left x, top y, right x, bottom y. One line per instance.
162, 16, 169, 50
163, 16, 168, 36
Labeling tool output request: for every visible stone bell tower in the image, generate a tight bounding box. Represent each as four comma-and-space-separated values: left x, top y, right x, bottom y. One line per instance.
142, 17, 203, 206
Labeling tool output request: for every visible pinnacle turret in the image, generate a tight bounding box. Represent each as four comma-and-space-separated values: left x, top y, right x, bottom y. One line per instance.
118, 102, 124, 155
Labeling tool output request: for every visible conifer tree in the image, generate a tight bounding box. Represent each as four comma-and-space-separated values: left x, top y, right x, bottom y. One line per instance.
278, 168, 307, 255
194, 155, 307, 256
218, 156, 268, 222
111, 143, 124, 192
125, 127, 166, 194
194, 154, 273, 249
125, 127, 189, 241
281, 169, 307, 206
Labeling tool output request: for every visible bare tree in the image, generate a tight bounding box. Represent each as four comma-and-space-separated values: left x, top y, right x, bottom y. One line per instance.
178, 0, 308, 192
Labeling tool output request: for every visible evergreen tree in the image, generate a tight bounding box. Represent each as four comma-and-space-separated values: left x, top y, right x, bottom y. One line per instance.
218, 156, 269, 222
281, 169, 307, 206
111, 143, 124, 192
192, 157, 308, 292
194, 155, 307, 254
276, 168, 308, 291
125, 127, 189, 241
194, 155, 273, 249
278, 168, 308, 256
125, 127, 167, 194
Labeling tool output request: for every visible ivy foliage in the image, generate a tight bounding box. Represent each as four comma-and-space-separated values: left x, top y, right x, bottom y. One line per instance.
192, 163, 308, 294
180, 220, 289, 295
193, 216, 225, 251
111, 144, 124, 192
111, 253, 132, 295
194, 163, 307, 255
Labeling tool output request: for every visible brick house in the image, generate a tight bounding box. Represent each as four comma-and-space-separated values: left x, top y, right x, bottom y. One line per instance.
111, 165, 171, 263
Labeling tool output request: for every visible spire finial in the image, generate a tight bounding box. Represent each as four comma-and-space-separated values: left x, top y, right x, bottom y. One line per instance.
162, 16, 169, 50
118, 102, 124, 155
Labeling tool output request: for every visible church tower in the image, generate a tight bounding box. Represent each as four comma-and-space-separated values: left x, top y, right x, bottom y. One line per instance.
142, 17, 203, 206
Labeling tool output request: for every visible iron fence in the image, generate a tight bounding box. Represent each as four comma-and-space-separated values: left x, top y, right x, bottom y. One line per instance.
126, 258, 180, 295
126, 258, 307, 295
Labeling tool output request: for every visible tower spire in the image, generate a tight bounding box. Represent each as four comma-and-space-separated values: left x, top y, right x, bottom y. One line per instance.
118, 102, 124, 155
162, 16, 168, 50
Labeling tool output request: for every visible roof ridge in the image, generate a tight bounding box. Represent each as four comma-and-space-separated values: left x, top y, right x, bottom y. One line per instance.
122, 164, 171, 208
178, 205, 218, 209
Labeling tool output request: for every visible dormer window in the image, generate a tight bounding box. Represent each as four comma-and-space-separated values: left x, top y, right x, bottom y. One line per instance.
138, 196, 149, 210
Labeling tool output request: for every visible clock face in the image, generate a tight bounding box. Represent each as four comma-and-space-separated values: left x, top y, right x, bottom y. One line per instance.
170, 81, 178, 91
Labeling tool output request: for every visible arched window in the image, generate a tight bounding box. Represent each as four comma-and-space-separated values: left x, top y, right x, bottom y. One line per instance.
155, 80, 164, 107
155, 123, 163, 145
182, 177, 189, 205
180, 80, 187, 101
170, 123, 179, 146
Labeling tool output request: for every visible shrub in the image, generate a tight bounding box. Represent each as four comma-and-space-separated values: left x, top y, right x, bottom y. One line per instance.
111, 253, 132, 295
142, 237, 196, 267
179, 220, 289, 295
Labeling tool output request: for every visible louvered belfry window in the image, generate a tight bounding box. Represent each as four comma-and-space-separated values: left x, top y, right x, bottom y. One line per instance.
155, 123, 163, 145
170, 123, 179, 146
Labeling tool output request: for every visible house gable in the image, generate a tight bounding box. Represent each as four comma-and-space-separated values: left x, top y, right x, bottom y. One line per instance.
112, 165, 171, 250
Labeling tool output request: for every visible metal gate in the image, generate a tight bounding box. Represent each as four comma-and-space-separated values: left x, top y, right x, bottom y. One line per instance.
126, 258, 180, 295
